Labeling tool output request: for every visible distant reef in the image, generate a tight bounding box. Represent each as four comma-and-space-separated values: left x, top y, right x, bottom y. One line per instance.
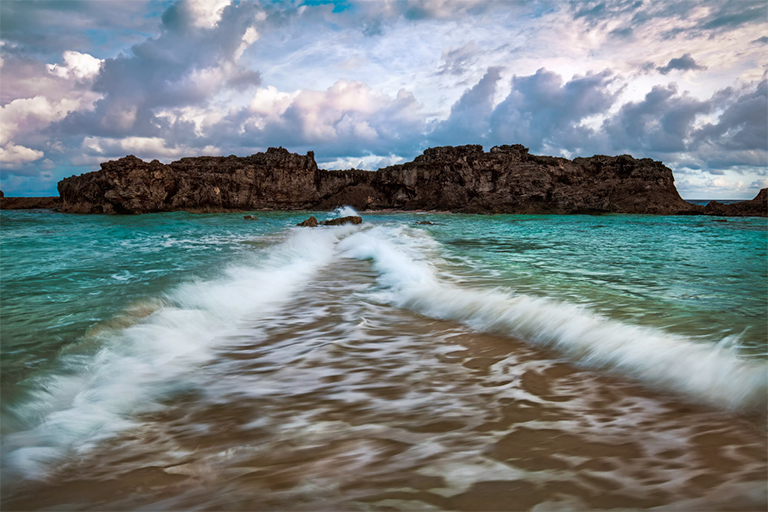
3, 145, 766, 216
0, 195, 61, 210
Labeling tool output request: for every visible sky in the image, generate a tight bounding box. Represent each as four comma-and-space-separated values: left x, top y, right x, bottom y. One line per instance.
1, 0, 766, 199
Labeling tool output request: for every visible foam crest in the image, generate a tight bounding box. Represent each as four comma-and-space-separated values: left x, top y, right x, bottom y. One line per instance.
332, 205, 359, 218
338, 226, 768, 413
2, 227, 345, 481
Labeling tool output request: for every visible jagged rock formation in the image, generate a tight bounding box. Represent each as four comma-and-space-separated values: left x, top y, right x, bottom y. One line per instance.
0, 196, 61, 210
58, 148, 320, 214
702, 188, 767, 217
56, 145, 766, 216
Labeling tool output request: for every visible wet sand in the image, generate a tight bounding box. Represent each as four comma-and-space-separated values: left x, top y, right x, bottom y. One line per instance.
4, 259, 766, 511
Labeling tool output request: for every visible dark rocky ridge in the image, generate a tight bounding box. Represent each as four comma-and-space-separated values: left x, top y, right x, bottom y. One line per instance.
0, 196, 62, 210
49, 145, 767, 216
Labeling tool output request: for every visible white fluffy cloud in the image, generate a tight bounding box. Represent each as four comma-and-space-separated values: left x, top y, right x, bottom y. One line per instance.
0, 95, 94, 146
46, 51, 103, 80
77, 136, 220, 164
0, 143, 44, 164
187, 0, 232, 28
235, 80, 424, 156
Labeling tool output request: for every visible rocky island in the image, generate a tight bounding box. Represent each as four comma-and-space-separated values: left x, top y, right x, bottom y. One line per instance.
3, 145, 766, 216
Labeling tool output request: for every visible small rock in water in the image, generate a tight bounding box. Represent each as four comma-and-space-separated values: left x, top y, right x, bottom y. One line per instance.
415, 220, 436, 225
297, 216, 319, 227
243, 215, 258, 220
322, 216, 362, 226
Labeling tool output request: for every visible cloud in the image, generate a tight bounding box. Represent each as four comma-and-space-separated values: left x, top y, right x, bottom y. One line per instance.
234, 79, 425, 157
657, 53, 706, 75
318, 153, 405, 171
438, 42, 478, 76
488, 68, 618, 154
0, 0, 160, 58
693, 80, 767, 152
675, 168, 765, 199
1, 0, 766, 199
0, 93, 100, 147
430, 67, 502, 144
56, 0, 263, 140
401, 0, 500, 20
700, 1, 766, 31
601, 83, 711, 153
0, 143, 44, 164
46, 51, 103, 80
76, 136, 220, 164
427, 66, 765, 178
187, 0, 232, 28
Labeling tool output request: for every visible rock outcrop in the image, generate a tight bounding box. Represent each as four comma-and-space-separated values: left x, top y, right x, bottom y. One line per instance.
701, 188, 768, 217
297, 216, 318, 227
0, 196, 62, 210
321, 216, 362, 226
56, 145, 767, 216
58, 148, 320, 214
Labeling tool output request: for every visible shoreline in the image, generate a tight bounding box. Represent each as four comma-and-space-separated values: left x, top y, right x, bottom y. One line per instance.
1, 200, 766, 217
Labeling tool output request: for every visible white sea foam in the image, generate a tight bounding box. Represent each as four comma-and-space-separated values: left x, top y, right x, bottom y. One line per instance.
332, 205, 359, 218
5, 219, 765, 483
2, 227, 352, 481
338, 225, 768, 413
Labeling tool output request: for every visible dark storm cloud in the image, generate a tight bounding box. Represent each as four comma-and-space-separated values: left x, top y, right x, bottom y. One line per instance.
601, 84, 711, 153
55, 0, 261, 140
657, 54, 706, 75
693, 80, 767, 159
426, 68, 765, 172
423, 67, 619, 155
487, 68, 618, 153
430, 67, 502, 145
752, 36, 768, 45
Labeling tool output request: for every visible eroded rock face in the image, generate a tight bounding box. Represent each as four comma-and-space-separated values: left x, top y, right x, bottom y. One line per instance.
56, 144, 767, 216
59, 148, 319, 214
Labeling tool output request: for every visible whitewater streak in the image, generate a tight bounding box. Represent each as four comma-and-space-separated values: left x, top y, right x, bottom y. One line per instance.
4, 216, 765, 483
2, 225, 355, 480
338, 224, 767, 413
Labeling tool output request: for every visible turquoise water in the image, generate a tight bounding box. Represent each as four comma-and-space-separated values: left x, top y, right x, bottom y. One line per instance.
1, 208, 766, 509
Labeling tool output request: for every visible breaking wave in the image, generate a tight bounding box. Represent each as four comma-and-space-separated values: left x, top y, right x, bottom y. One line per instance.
338, 225, 767, 413
2, 225, 359, 481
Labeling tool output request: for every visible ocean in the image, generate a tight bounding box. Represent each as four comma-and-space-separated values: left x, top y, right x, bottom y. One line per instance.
1, 208, 766, 510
